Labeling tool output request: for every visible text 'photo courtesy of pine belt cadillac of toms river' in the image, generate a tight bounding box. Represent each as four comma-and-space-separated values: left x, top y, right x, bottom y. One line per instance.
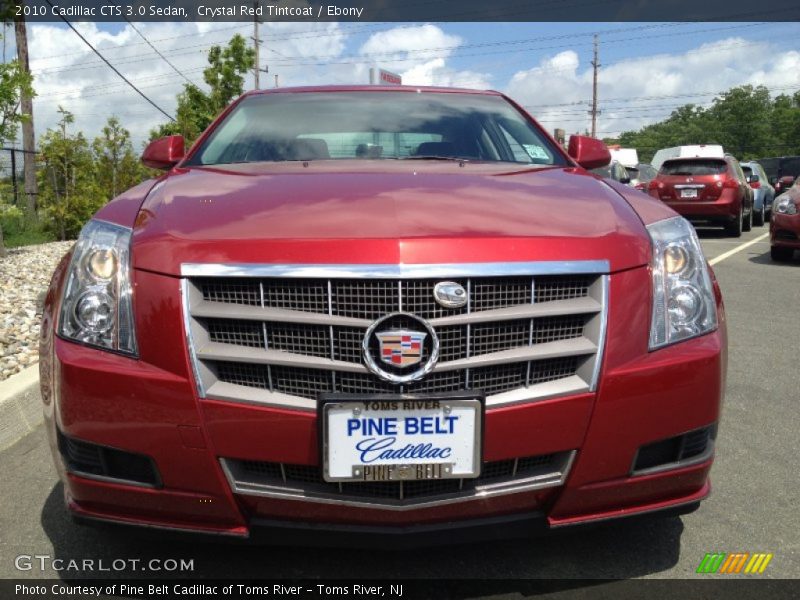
39, 86, 727, 545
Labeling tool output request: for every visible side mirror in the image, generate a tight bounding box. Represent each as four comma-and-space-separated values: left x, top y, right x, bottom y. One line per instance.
749, 174, 759, 183
142, 135, 185, 170
619, 176, 631, 184
568, 135, 611, 170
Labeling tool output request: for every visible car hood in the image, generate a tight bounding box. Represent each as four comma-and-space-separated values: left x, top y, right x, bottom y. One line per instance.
132, 161, 653, 276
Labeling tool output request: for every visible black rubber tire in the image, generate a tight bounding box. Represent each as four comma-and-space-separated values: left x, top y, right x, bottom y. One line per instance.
743, 205, 753, 232
754, 203, 765, 227
771, 246, 793, 261
725, 205, 743, 237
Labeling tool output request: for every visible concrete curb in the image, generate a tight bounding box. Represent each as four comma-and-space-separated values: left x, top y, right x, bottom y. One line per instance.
0, 363, 42, 451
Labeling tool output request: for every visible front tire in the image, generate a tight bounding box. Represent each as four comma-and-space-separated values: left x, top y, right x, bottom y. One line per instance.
743, 204, 753, 232
771, 246, 793, 261
754, 202, 765, 226
726, 205, 743, 237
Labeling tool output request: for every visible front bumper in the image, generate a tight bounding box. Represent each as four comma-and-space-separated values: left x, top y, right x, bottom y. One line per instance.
41, 266, 727, 543
770, 212, 800, 248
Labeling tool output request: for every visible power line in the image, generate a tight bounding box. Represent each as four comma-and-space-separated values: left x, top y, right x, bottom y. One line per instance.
117, 14, 196, 86
43, 1, 175, 122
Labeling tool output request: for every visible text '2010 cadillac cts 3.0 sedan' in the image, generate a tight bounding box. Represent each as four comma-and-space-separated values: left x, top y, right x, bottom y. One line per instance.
40, 86, 727, 545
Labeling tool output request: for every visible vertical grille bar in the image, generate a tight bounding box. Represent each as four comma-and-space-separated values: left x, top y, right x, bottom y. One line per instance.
465, 278, 471, 388
526, 276, 535, 386
328, 280, 336, 392
397, 280, 403, 312
259, 281, 274, 392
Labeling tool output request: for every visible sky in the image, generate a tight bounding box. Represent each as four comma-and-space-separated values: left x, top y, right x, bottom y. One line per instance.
2, 20, 800, 149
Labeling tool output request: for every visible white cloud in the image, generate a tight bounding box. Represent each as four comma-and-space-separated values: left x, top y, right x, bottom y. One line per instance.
359, 24, 491, 89
507, 38, 800, 138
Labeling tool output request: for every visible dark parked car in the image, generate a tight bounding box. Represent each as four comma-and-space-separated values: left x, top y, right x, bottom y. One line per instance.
648, 155, 754, 237
774, 175, 796, 196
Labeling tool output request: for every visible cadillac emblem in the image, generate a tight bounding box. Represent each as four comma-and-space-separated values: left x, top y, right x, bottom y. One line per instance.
375, 331, 427, 367
362, 313, 440, 383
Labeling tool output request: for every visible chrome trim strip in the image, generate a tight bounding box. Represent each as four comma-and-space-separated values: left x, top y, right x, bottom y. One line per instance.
219, 451, 575, 511
588, 275, 609, 392
67, 469, 158, 490
205, 373, 591, 412
180, 279, 207, 398
182, 260, 610, 279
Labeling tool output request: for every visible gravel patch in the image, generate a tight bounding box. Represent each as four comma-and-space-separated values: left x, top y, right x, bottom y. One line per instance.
0, 241, 74, 381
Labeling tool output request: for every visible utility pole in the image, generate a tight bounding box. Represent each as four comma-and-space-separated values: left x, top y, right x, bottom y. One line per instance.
251, 1, 268, 90
14, 13, 38, 215
589, 34, 601, 138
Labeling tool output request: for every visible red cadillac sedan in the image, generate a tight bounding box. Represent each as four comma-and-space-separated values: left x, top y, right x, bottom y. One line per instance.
40, 86, 726, 545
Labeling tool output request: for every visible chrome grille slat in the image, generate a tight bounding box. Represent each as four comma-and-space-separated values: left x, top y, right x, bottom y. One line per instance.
183, 263, 609, 410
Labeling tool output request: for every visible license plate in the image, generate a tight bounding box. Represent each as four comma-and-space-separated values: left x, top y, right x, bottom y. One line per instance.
321, 395, 483, 482
681, 188, 698, 198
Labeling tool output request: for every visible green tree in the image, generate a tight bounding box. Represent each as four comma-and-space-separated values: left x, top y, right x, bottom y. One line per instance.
613, 85, 800, 164
150, 34, 255, 144
92, 116, 144, 199
38, 107, 104, 240
706, 85, 772, 159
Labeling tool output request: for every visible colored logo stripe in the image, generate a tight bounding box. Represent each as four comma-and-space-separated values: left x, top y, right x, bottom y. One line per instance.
697, 553, 773, 574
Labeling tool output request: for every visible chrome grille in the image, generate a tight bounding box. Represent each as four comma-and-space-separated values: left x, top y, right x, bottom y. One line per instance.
183, 262, 609, 410
222, 450, 574, 509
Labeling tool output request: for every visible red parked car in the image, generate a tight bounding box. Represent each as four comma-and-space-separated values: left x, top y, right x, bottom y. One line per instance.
648, 156, 754, 237
40, 87, 726, 545
770, 179, 800, 261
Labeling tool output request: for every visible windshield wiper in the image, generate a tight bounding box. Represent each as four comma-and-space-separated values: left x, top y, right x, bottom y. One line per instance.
400, 155, 469, 162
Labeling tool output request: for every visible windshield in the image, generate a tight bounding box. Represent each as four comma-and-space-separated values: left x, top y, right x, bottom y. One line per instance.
187, 91, 566, 167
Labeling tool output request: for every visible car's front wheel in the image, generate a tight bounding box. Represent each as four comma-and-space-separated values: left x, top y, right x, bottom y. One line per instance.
754, 202, 765, 226
743, 204, 753, 232
771, 245, 794, 261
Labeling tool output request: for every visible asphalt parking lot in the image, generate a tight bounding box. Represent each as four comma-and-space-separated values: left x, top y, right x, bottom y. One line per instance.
0, 225, 798, 586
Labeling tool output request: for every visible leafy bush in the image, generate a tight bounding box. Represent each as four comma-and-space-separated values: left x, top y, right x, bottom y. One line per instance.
0, 204, 56, 247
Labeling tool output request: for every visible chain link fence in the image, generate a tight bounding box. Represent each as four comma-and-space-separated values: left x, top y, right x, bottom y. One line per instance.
0, 147, 40, 209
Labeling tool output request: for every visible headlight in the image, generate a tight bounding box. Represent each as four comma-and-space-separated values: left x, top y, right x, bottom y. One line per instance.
648, 216, 717, 350
774, 196, 797, 215
58, 219, 137, 356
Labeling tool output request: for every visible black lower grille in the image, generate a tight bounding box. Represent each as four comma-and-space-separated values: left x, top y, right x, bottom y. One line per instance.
58, 430, 160, 487
233, 453, 559, 502
633, 425, 716, 473
774, 229, 798, 241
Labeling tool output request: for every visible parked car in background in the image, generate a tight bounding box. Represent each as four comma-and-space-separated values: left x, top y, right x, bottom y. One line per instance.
651, 145, 725, 171
648, 155, 753, 237
591, 159, 630, 184
774, 175, 795, 196
756, 155, 800, 188
740, 161, 775, 226
628, 163, 658, 192
39, 85, 726, 543
770, 178, 800, 261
